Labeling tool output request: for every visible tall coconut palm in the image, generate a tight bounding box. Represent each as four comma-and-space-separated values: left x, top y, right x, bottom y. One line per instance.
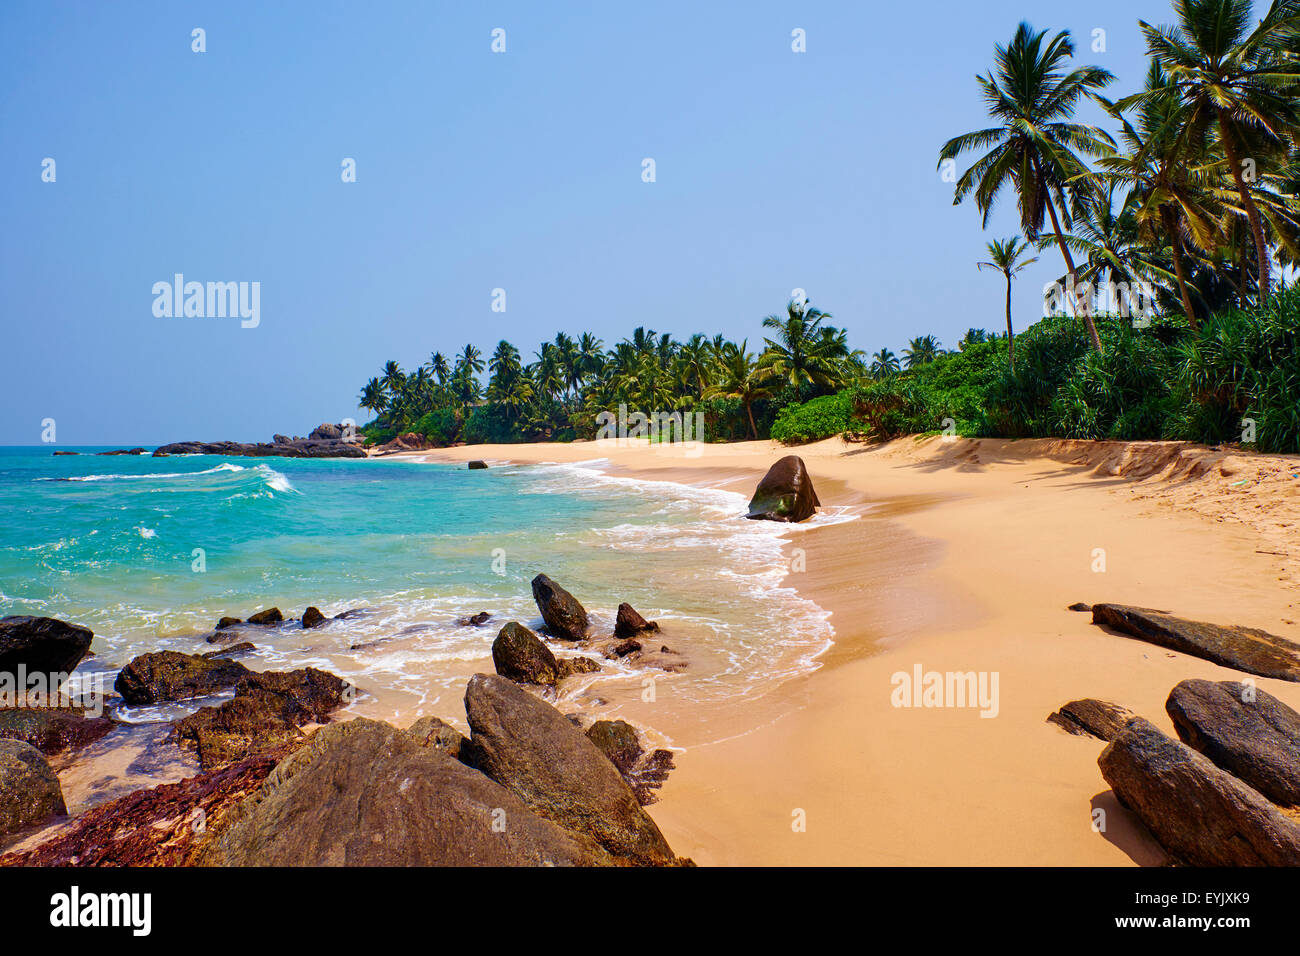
903, 335, 942, 369
976, 236, 1038, 371
707, 340, 771, 439
1123, 0, 1300, 305
427, 352, 451, 387
359, 377, 387, 419
758, 299, 844, 388
939, 22, 1116, 353
869, 348, 900, 380
1099, 61, 1233, 325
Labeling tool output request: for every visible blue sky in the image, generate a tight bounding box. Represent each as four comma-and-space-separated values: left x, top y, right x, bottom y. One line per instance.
1, 0, 1179, 444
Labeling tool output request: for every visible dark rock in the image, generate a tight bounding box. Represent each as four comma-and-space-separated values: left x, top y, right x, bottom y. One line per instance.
215, 617, 242, 630
374, 432, 432, 454
406, 715, 468, 759
0, 740, 66, 837
309, 423, 343, 440
463, 674, 677, 864
51, 451, 79, 456
1092, 604, 1300, 682
199, 719, 610, 866
272, 434, 291, 445
530, 574, 589, 640
97, 448, 147, 456
1067, 602, 1093, 612
492, 622, 561, 686
745, 455, 821, 523
246, 608, 283, 626
301, 607, 326, 629
1047, 699, 1136, 742
0, 753, 279, 866
584, 720, 675, 806
587, 720, 642, 774
202, 642, 255, 659
615, 603, 660, 639
610, 639, 642, 658
458, 612, 492, 627
153, 438, 367, 459
557, 656, 600, 677
0, 707, 115, 756
467, 460, 488, 469
1098, 717, 1300, 866
0, 616, 94, 690
114, 650, 252, 705
172, 667, 348, 770
1166, 679, 1300, 807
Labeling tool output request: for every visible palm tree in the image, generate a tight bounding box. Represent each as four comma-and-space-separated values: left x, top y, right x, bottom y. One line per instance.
903, 335, 942, 369
427, 352, 451, 386
869, 348, 900, 380
1123, 0, 1300, 304
976, 236, 1038, 371
707, 340, 772, 439
758, 299, 844, 388
1097, 63, 1224, 324
939, 22, 1116, 353
457, 344, 485, 377
359, 377, 387, 419
487, 340, 531, 419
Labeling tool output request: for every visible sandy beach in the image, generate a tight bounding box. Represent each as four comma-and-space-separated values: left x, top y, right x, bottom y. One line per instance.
394, 436, 1300, 866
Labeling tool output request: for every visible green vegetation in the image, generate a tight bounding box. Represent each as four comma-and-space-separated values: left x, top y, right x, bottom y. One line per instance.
360, 1, 1300, 456
770, 392, 859, 444
358, 300, 858, 446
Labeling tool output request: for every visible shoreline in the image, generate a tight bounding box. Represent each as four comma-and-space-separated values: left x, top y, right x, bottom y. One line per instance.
395, 436, 1300, 865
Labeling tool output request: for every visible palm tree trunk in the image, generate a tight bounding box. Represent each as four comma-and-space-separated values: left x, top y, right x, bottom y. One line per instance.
745, 400, 757, 440
1004, 274, 1015, 373
1162, 208, 1199, 330
1217, 110, 1271, 305
1170, 232, 1199, 330
1042, 189, 1104, 354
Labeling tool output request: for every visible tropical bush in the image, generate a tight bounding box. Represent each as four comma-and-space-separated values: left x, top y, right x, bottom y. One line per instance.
770, 391, 856, 444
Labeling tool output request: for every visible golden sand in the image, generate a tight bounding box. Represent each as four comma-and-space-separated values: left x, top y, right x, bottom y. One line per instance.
392, 436, 1300, 865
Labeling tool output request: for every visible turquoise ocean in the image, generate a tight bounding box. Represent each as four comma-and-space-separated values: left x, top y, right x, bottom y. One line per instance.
0, 447, 846, 745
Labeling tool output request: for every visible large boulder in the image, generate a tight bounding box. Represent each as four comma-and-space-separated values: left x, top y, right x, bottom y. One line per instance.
1098, 717, 1300, 865
309, 423, 343, 440
1046, 698, 1136, 742
0, 617, 94, 690
0, 740, 66, 837
614, 603, 660, 639
246, 608, 283, 626
746, 455, 821, 522
301, 606, 326, 629
492, 622, 562, 686
114, 650, 252, 705
747, 455, 822, 524
172, 667, 349, 770
463, 674, 677, 864
198, 719, 609, 866
1092, 604, 1300, 682
1166, 679, 1300, 807
530, 574, 589, 641
0, 707, 115, 756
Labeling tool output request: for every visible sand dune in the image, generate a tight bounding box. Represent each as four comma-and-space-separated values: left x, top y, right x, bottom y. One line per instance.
399, 436, 1300, 865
